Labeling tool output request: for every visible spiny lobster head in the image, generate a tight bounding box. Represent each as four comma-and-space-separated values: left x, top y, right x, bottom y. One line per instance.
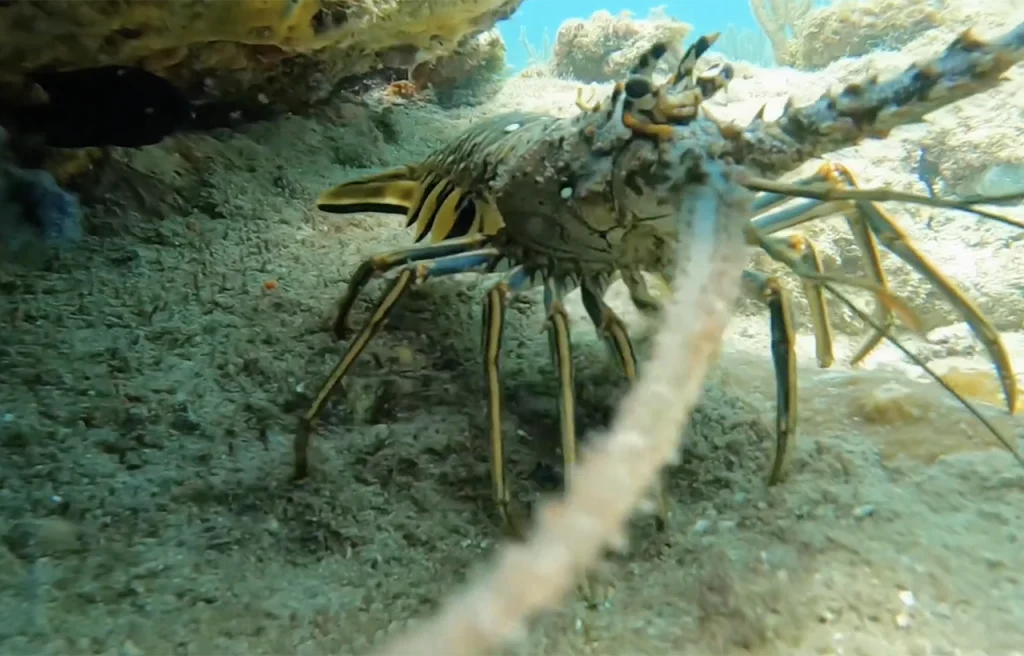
565, 33, 754, 269
571, 32, 736, 156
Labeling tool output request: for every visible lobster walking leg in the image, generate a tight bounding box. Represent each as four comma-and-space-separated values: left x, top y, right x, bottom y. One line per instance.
579, 279, 670, 531
580, 279, 639, 380
295, 245, 503, 478
481, 266, 540, 535
749, 193, 850, 368
752, 167, 900, 364
741, 269, 799, 484
542, 277, 581, 503
749, 162, 1019, 415
331, 235, 492, 337
826, 164, 1018, 413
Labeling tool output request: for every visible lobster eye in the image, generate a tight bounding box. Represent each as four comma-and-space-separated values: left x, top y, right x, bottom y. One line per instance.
624, 77, 653, 100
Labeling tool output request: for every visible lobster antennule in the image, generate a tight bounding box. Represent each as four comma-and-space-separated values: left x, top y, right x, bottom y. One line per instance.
731, 21, 1024, 176
316, 165, 421, 215
609, 31, 730, 140
670, 31, 721, 87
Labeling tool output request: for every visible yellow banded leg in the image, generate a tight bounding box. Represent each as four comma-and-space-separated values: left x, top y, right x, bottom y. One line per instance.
809, 164, 898, 364
748, 177, 896, 366
841, 205, 895, 365
295, 246, 502, 479
853, 196, 1018, 411
482, 266, 537, 536
771, 234, 835, 369
747, 163, 1020, 465
787, 161, 1018, 412
331, 234, 491, 338
821, 163, 1019, 413
544, 277, 611, 606
542, 277, 581, 496
749, 165, 931, 371
741, 269, 798, 484
579, 280, 670, 531
749, 193, 860, 369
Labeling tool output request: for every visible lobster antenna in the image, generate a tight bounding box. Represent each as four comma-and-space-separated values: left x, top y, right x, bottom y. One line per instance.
741, 176, 1024, 231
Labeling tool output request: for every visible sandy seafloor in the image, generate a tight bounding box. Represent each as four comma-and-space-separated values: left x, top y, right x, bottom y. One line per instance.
2, 21, 1024, 656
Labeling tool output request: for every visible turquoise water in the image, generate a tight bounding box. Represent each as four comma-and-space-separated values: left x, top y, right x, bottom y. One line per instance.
498, 0, 764, 70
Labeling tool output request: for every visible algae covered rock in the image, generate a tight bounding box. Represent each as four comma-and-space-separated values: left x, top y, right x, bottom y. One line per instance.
0, 0, 522, 111
550, 9, 692, 83
412, 28, 508, 107
917, 70, 1024, 199
788, 0, 946, 70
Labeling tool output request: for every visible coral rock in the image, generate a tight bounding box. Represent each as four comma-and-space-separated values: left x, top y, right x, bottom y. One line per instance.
788, 0, 945, 70
551, 9, 692, 83
0, 0, 523, 110
412, 28, 508, 106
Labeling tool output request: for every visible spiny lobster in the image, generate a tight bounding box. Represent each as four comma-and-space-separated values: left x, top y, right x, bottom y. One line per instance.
295, 26, 1024, 536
